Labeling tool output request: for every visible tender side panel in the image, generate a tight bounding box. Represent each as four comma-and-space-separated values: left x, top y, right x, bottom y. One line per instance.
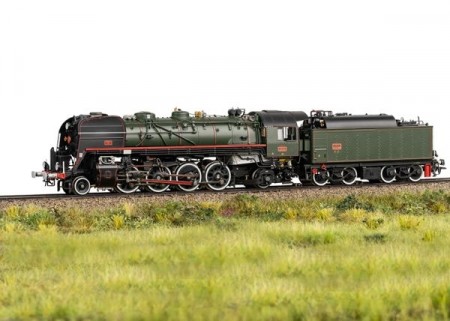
311, 126, 433, 164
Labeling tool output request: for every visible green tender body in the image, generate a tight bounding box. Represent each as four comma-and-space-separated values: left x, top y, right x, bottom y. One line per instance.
311, 126, 433, 164
124, 111, 260, 147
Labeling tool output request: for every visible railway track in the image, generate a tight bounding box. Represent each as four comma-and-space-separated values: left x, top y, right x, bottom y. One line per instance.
2, 177, 450, 202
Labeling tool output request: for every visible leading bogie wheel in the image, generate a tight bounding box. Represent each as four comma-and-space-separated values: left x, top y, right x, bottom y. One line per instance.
72, 176, 91, 195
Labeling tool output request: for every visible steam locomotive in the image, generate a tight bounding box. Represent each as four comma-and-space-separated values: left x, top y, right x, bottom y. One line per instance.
32, 108, 445, 195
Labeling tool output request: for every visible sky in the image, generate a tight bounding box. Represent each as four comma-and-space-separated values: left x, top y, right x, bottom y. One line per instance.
0, 0, 449, 195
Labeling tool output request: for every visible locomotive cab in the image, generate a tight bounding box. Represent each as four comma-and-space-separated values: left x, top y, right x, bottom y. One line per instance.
251, 110, 308, 158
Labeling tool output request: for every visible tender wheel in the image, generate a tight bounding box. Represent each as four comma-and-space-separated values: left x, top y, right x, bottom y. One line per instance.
115, 166, 140, 194
175, 163, 202, 192
252, 168, 274, 189
380, 166, 396, 184
408, 165, 423, 182
312, 170, 329, 186
145, 166, 171, 193
341, 167, 358, 185
72, 176, 91, 195
205, 161, 231, 191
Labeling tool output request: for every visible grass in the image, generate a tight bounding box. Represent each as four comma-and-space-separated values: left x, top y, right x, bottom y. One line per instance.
1, 189, 450, 320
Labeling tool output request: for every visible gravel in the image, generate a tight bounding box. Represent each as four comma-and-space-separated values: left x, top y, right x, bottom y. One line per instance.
1, 180, 449, 211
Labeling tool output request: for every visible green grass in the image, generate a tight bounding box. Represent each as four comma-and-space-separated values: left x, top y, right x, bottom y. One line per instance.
1, 219, 450, 320
1, 190, 450, 320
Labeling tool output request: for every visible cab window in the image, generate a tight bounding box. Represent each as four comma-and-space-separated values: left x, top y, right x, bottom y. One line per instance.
277, 127, 296, 141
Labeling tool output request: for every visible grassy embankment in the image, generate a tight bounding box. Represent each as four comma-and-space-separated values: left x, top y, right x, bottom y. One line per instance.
1, 190, 450, 320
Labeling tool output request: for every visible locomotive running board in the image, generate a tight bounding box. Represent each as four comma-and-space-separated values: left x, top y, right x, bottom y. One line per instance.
85, 144, 267, 156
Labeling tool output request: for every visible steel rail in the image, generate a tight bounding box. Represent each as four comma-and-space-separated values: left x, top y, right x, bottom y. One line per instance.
1, 177, 450, 201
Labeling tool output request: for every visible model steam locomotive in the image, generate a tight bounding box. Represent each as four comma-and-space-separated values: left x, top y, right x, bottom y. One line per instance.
32, 108, 445, 195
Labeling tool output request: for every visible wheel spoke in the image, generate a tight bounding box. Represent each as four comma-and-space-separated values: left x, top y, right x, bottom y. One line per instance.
115, 166, 140, 194
312, 170, 329, 186
72, 176, 91, 195
342, 167, 357, 185
380, 166, 396, 184
146, 166, 171, 193
205, 162, 231, 191
252, 168, 274, 189
175, 163, 202, 192
408, 165, 423, 182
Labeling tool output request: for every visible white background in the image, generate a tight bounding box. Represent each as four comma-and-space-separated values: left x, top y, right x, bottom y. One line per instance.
1, 0, 449, 195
